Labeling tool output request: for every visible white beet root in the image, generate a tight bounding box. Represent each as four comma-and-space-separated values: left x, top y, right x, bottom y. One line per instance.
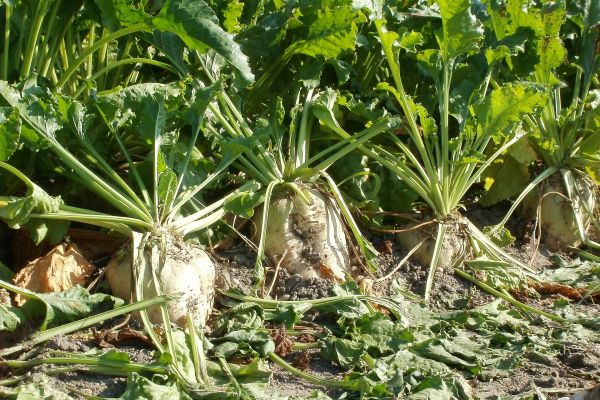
536, 174, 596, 251
105, 239, 215, 327
396, 216, 469, 271
253, 187, 349, 281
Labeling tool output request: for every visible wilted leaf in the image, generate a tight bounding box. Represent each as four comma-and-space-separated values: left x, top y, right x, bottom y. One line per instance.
15, 374, 74, 399
321, 337, 366, 369
119, 373, 191, 400
93, 326, 152, 348
271, 326, 294, 357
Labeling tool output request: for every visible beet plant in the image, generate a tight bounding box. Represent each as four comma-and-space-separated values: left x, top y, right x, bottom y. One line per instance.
0, 77, 262, 388
482, 0, 600, 252
203, 83, 397, 286
0, 0, 260, 328
313, 0, 547, 299
0, 78, 259, 323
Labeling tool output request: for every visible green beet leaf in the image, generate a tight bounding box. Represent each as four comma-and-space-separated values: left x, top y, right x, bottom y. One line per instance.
211, 329, 275, 358
95, 82, 182, 143
484, 0, 567, 85
223, 0, 244, 33
153, 0, 254, 82
320, 337, 366, 369
223, 181, 264, 219
93, 0, 149, 31
482, 225, 516, 248
350, 313, 414, 355
435, 0, 484, 63
0, 80, 61, 149
0, 107, 20, 162
480, 155, 530, 207
146, 31, 188, 76
20, 285, 124, 330
0, 303, 25, 332
0, 183, 63, 230
270, 303, 312, 329
213, 303, 265, 336
0, 260, 13, 281
94, 0, 253, 81
468, 84, 547, 143
171, 330, 199, 385
24, 218, 70, 246
410, 338, 479, 371
285, 5, 359, 60
227, 358, 272, 384
99, 349, 132, 363
398, 28, 424, 53
539, 256, 600, 290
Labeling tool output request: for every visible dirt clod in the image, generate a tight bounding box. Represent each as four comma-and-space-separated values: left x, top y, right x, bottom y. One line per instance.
13, 243, 96, 305
275, 268, 333, 300
559, 346, 600, 370
272, 326, 294, 357
92, 326, 153, 349
293, 351, 312, 371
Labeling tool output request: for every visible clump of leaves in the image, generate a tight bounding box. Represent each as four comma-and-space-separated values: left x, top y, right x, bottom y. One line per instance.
313, 0, 547, 299
482, 0, 600, 251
